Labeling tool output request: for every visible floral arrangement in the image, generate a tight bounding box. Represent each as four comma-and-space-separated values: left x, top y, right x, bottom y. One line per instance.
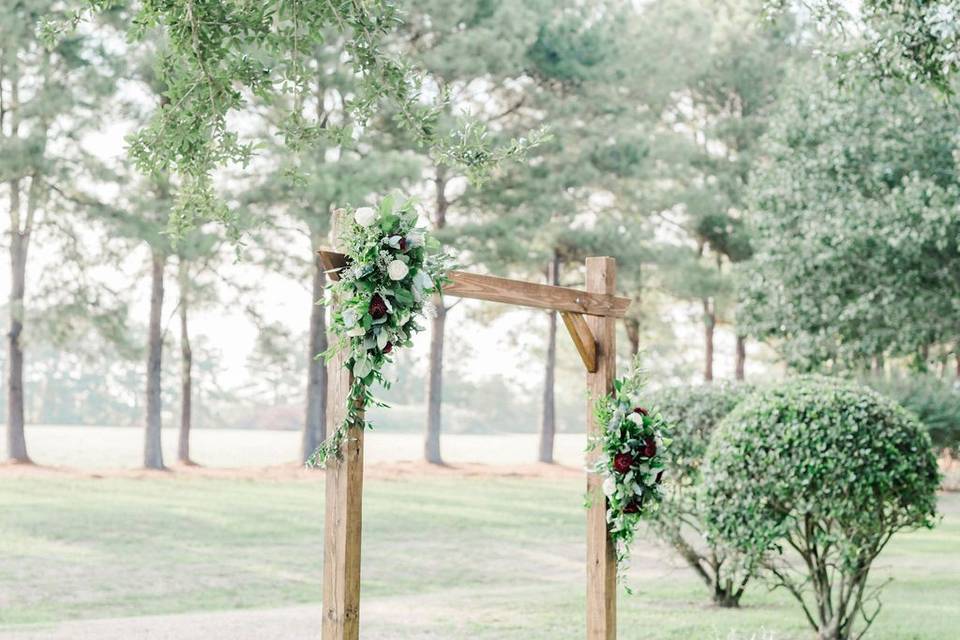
307, 196, 453, 467
589, 363, 671, 580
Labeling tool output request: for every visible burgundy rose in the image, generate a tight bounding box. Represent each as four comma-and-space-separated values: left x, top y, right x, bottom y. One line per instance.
398, 237, 408, 251
613, 453, 633, 474
382, 342, 393, 354
624, 495, 645, 514
642, 436, 657, 458
369, 294, 388, 319
633, 406, 648, 416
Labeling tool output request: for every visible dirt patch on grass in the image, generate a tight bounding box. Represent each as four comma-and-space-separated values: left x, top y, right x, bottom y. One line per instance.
0, 459, 583, 482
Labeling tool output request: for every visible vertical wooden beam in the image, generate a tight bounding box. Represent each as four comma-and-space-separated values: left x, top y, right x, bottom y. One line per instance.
585, 257, 617, 640
322, 220, 365, 640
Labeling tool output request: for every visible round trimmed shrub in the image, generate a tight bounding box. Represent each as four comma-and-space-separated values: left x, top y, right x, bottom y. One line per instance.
649, 383, 754, 606
703, 376, 940, 640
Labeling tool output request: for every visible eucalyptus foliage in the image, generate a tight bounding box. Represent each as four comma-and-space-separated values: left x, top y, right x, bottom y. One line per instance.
648, 383, 755, 606
307, 198, 452, 466
703, 376, 940, 640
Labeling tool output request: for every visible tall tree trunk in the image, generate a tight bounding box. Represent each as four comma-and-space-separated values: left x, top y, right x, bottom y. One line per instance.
872, 353, 885, 375
177, 259, 193, 465
302, 244, 328, 463
425, 298, 445, 464
702, 298, 715, 383
624, 316, 640, 357
6, 179, 30, 464
424, 165, 448, 464
539, 252, 559, 464
144, 249, 166, 470
734, 334, 746, 381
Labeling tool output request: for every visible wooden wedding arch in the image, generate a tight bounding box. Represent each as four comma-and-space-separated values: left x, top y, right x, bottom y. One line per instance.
318, 248, 630, 640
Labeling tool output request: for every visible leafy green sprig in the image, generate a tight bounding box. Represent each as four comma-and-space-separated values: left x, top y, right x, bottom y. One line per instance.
307, 196, 453, 467
589, 361, 671, 584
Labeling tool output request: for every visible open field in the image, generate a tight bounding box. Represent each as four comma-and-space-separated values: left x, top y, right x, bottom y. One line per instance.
19, 425, 590, 469
1, 469, 957, 639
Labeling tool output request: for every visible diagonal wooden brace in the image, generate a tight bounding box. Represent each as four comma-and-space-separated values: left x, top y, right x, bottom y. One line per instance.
561, 311, 598, 373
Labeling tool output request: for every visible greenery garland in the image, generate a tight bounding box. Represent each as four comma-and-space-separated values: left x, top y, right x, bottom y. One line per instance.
307, 197, 453, 467
589, 363, 671, 583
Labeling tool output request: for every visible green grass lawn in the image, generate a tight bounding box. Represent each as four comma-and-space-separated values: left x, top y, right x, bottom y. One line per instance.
1, 474, 957, 639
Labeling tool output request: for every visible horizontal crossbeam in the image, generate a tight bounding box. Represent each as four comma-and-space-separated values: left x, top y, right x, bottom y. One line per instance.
317, 250, 630, 318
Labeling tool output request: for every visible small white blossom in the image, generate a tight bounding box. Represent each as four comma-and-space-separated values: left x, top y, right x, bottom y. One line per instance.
354, 207, 377, 227
602, 475, 617, 497
627, 412, 644, 426
387, 260, 410, 281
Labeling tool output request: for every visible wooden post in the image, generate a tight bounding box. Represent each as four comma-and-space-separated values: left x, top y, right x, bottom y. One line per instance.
585, 257, 617, 640
322, 220, 365, 640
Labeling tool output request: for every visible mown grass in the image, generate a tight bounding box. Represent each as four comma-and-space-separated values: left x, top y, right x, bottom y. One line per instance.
0, 474, 957, 639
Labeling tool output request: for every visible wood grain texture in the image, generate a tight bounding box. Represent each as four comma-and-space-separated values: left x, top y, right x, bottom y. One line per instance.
321, 229, 365, 640
561, 311, 598, 373
584, 257, 618, 640
316, 250, 630, 318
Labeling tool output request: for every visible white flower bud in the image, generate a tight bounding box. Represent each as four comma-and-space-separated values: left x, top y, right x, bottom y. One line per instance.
354, 207, 377, 227
387, 259, 409, 281
602, 475, 617, 497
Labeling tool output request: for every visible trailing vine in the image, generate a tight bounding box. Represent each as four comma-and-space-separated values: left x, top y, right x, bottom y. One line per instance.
307, 196, 453, 467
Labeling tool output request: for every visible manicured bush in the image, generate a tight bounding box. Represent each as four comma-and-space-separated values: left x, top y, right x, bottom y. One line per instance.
703, 376, 940, 640
862, 373, 960, 455
649, 382, 754, 607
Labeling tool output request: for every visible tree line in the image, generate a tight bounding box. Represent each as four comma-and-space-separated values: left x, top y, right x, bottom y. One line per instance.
3, 0, 958, 468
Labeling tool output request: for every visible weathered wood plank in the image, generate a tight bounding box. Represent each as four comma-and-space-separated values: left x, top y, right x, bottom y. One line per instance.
316, 249, 630, 318
321, 232, 365, 640
585, 257, 617, 640
561, 311, 597, 373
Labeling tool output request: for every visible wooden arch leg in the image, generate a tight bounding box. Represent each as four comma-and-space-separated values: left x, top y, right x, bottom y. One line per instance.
585, 257, 617, 639
322, 345, 365, 640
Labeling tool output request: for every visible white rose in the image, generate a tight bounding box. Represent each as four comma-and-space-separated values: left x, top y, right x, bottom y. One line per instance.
626, 412, 644, 426
387, 259, 409, 281
602, 475, 617, 497
354, 207, 377, 227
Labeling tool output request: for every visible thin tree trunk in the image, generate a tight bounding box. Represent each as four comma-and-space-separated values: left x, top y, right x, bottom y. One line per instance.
872, 353, 885, 375
4, 60, 30, 464
702, 298, 715, 383
539, 252, 559, 464
177, 259, 193, 465
6, 179, 29, 464
424, 165, 448, 465
425, 298, 445, 464
144, 249, 166, 470
302, 244, 328, 463
734, 334, 746, 381
624, 316, 640, 357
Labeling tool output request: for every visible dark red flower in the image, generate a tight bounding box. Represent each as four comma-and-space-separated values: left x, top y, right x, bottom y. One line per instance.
642, 436, 657, 458
369, 294, 388, 319
633, 407, 648, 416
382, 342, 393, 354
623, 501, 639, 514
613, 453, 633, 474
398, 237, 408, 251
